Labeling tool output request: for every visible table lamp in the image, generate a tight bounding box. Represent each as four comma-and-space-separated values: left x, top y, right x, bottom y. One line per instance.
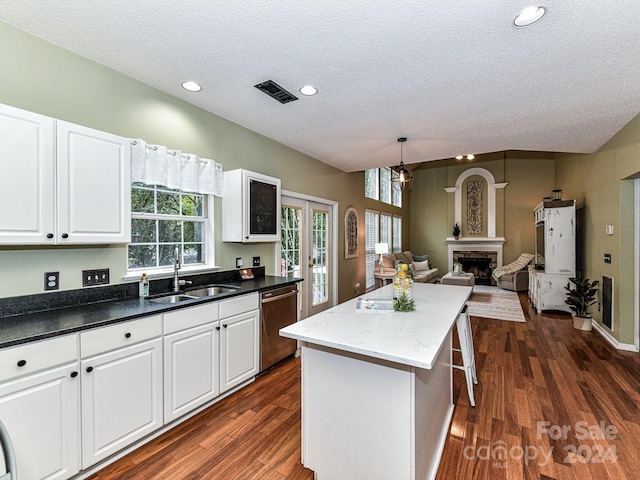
375, 243, 389, 273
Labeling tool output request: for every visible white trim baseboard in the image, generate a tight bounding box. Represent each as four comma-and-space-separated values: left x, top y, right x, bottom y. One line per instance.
591, 320, 638, 352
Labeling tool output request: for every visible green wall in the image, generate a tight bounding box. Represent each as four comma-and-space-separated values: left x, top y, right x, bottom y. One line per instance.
0, 21, 380, 303
409, 152, 555, 271
556, 113, 640, 345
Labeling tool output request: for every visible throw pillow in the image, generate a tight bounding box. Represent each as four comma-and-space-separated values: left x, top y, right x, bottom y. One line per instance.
413, 254, 429, 262
412, 259, 430, 272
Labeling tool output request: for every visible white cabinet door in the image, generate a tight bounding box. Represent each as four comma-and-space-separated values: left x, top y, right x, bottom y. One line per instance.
0, 103, 131, 245
544, 206, 575, 274
164, 322, 220, 424
57, 121, 131, 244
222, 169, 281, 243
220, 309, 260, 393
0, 361, 80, 480
81, 338, 162, 469
0, 103, 56, 244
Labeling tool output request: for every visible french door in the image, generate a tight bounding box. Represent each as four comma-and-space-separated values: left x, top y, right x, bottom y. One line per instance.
281, 195, 335, 319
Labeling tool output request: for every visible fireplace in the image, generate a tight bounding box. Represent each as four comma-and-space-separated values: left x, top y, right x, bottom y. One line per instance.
452, 248, 499, 286
447, 238, 504, 286
458, 257, 492, 285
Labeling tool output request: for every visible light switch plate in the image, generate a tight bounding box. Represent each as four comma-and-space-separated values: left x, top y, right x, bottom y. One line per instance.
83, 268, 110, 287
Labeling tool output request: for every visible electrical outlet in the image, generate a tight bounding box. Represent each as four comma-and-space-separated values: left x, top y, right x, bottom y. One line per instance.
354, 282, 360, 294
253, 256, 261, 267
45, 272, 59, 291
236, 257, 243, 268
82, 268, 110, 287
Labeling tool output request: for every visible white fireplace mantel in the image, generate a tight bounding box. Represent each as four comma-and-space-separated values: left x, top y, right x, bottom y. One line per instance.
447, 237, 506, 272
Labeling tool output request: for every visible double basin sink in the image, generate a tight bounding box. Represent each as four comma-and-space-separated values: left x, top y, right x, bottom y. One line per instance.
148, 285, 241, 304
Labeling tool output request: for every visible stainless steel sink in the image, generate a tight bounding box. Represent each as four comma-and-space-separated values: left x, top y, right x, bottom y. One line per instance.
186, 285, 240, 297
148, 294, 197, 304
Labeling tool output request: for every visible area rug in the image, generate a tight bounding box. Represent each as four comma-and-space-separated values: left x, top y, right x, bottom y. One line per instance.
466, 285, 526, 322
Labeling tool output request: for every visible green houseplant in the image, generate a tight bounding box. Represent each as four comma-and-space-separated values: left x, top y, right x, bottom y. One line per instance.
452, 223, 461, 239
564, 272, 599, 331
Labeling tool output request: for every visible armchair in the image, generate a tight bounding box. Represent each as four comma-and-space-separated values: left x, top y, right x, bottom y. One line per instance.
492, 253, 534, 292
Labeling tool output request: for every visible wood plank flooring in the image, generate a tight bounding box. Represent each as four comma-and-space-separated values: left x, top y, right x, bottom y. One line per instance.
437, 292, 640, 480
88, 293, 640, 479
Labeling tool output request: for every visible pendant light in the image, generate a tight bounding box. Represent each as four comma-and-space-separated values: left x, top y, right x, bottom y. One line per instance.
391, 137, 414, 191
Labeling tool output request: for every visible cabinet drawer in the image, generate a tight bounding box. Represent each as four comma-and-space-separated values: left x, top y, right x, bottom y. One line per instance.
0, 334, 78, 382
219, 293, 259, 319
164, 302, 219, 335
81, 315, 162, 358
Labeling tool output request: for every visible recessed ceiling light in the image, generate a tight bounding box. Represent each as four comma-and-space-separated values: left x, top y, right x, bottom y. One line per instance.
467, 154, 475, 160
513, 6, 547, 28
455, 155, 464, 160
181, 81, 202, 92
299, 85, 318, 96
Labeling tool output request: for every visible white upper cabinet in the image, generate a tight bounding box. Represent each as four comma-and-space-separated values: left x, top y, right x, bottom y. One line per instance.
56, 121, 131, 244
0, 103, 131, 245
222, 169, 281, 243
0, 104, 56, 244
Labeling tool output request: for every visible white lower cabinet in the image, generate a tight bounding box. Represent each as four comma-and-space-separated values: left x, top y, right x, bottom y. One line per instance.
529, 268, 572, 314
80, 316, 163, 469
220, 309, 260, 394
163, 302, 220, 424
0, 335, 80, 480
0, 292, 264, 478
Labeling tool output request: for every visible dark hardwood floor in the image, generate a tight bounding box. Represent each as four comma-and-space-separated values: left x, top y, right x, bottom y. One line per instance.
89, 292, 640, 479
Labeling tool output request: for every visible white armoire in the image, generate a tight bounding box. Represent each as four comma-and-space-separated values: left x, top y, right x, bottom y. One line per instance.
528, 200, 576, 313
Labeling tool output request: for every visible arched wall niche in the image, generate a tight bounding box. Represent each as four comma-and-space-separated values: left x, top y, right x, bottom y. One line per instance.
444, 167, 507, 238
444, 167, 507, 272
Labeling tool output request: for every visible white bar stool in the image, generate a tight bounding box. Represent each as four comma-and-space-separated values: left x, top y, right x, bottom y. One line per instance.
453, 305, 478, 406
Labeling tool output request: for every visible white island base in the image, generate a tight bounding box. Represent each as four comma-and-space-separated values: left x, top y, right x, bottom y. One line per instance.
301, 337, 453, 480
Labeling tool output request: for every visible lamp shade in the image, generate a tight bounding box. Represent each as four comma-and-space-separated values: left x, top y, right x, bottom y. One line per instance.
375, 242, 389, 255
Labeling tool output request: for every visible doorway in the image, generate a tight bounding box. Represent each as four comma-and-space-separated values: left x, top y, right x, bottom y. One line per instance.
280, 192, 338, 319
635, 178, 640, 351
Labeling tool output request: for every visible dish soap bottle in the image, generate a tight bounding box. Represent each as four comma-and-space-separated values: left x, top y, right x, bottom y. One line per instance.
139, 273, 149, 298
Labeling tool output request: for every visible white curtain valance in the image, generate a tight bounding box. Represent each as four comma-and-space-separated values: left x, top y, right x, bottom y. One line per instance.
131, 138, 224, 196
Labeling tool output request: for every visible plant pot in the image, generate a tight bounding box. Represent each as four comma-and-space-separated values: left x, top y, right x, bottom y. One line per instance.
572, 315, 593, 331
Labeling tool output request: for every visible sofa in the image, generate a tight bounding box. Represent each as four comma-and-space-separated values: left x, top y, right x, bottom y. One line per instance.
375, 251, 439, 283
492, 253, 533, 292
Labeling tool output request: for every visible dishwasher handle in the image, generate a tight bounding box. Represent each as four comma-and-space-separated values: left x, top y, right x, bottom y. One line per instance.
261, 290, 297, 304
0, 419, 17, 480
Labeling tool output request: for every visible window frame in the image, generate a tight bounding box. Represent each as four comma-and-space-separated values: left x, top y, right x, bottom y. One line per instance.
125, 183, 216, 279
365, 167, 402, 207
365, 208, 402, 290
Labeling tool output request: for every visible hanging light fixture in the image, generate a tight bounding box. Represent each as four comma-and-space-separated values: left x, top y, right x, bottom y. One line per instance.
391, 137, 414, 191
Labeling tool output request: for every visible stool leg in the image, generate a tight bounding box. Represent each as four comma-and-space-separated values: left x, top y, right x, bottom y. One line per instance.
456, 308, 477, 407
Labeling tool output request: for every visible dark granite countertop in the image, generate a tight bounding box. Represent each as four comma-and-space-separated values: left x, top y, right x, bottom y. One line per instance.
0, 270, 302, 350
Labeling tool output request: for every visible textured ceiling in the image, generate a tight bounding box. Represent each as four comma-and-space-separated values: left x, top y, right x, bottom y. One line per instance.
2, 1, 640, 172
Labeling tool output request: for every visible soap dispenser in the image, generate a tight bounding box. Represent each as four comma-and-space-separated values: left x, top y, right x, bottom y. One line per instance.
139, 273, 150, 298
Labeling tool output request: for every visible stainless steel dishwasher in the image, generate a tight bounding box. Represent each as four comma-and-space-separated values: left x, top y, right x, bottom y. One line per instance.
260, 284, 298, 372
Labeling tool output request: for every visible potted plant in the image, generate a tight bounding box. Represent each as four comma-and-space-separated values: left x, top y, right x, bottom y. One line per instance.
452, 223, 460, 240
564, 272, 599, 331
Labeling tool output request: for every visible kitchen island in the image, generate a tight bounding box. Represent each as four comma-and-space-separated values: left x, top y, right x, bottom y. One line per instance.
280, 283, 472, 480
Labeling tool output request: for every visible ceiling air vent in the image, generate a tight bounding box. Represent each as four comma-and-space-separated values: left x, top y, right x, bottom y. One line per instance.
254, 80, 298, 104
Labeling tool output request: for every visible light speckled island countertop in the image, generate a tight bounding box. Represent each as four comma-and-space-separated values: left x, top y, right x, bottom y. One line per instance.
280, 282, 472, 370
